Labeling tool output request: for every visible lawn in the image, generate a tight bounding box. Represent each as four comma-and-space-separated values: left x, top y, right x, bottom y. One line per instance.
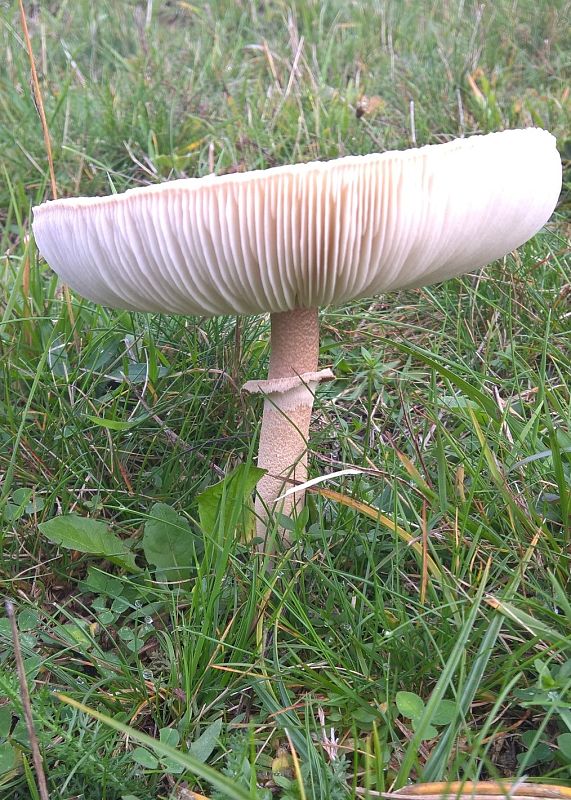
0, 0, 570, 798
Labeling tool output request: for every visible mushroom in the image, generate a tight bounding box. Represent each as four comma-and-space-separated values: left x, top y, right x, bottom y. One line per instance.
32, 128, 562, 546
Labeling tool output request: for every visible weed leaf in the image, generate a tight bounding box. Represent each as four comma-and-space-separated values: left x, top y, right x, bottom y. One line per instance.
131, 747, 159, 769
39, 515, 138, 571
142, 502, 201, 583
189, 717, 223, 764
558, 733, 571, 762
396, 691, 425, 720
197, 464, 265, 539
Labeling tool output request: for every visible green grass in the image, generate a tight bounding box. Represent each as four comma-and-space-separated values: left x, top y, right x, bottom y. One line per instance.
1, 0, 570, 798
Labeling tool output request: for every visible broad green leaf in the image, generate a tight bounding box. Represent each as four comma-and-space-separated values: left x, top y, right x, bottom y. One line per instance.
189, 717, 223, 764
11, 488, 33, 506
97, 610, 115, 625
160, 756, 185, 774
159, 727, 180, 748
0, 741, 17, 774
4, 487, 44, 517
352, 707, 379, 724
142, 503, 201, 583
396, 691, 425, 721
0, 705, 13, 738
81, 567, 125, 597
517, 734, 553, 767
24, 654, 40, 677
92, 596, 110, 612
111, 597, 131, 613
39, 515, 138, 572
131, 747, 159, 769
2, 489, 35, 522
118, 626, 134, 642
558, 733, 571, 762
414, 721, 438, 741
197, 464, 266, 539
430, 700, 458, 726
19, 632, 37, 650
81, 337, 122, 372
17, 609, 39, 631
10, 719, 29, 748
10, 488, 44, 516
2, 488, 45, 517
2, 503, 24, 522
26, 496, 45, 514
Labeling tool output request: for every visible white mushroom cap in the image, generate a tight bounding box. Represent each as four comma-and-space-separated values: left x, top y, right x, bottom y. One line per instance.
33, 128, 561, 316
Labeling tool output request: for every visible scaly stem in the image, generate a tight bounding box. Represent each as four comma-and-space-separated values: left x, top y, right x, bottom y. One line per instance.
257, 308, 319, 533
243, 308, 333, 549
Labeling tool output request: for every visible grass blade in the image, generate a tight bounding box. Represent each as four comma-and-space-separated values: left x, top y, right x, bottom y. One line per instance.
56, 694, 253, 800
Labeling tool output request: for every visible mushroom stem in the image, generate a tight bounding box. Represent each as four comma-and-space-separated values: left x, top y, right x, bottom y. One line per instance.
268, 308, 320, 379
257, 308, 318, 542
243, 308, 333, 547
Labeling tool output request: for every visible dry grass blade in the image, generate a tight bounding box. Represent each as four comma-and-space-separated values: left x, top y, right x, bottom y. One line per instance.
17, 0, 57, 200
18, 0, 80, 350
420, 499, 428, 603
283, 729, 307, 800
5, 600, 50, 800
173, 789, 211, 800
355, 782, 571, 799
312, 486, 443, 581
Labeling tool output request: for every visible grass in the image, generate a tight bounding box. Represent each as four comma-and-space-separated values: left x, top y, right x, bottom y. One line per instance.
0, 0, 570, 797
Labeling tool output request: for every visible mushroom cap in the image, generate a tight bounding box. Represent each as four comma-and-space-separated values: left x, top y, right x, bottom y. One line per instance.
33, 128, 561, 317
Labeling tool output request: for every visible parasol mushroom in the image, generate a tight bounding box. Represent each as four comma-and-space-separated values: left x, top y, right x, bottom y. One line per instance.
32, 128, 562, 546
